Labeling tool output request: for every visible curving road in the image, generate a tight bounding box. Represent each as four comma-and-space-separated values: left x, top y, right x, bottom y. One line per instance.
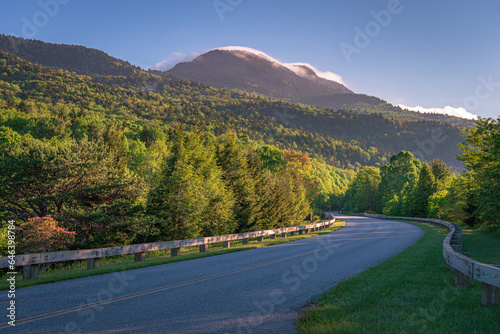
0, 215, 422, 334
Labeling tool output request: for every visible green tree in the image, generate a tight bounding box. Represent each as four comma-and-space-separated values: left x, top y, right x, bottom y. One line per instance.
426, 159, 454, 220
409, 162, 436, 217
346, 166, 381, 213
430, 173, 477, 225
0, 125, 23, 149
147, 127, 235, 239
458, 117, 500, 230
216, 135, 261, 232
257, 146, 287, 172
430, 159, 453, 188
0, 136, 143, 221
378, 151, 421, 215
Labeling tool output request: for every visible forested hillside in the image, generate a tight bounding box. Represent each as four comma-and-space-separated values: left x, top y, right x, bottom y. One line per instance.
299, 93, 475, 126
0, 34, 143, 77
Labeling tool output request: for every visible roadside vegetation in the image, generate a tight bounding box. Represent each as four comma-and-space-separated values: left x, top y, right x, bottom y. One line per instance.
343, 117, 500, 232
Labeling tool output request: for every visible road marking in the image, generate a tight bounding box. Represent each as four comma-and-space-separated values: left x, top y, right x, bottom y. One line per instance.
0, 220, 382, 329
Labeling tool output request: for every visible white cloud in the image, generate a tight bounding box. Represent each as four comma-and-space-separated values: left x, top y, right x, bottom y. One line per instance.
152, 45, 346, 86
284, 62, 345, 85
213, 46, 272, 60
397, 104, 479, 120
152, 51, 201, 71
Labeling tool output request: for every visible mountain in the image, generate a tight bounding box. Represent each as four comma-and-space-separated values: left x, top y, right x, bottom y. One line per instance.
164, 48, 474, 127
0, 34, 145, 77
167, 49, 352, 100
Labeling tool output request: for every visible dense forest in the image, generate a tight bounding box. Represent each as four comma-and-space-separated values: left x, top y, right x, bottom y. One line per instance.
0, 35, 484, 254
343, 117, 500, 231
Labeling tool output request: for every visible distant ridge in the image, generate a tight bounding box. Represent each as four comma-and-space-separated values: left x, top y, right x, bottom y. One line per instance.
0, 34, 142, 77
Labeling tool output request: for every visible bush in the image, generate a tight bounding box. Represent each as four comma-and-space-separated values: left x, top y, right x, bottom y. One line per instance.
16, 217, 76, 254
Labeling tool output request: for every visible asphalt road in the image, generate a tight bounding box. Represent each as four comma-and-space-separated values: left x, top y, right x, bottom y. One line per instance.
0, 215, 423, 334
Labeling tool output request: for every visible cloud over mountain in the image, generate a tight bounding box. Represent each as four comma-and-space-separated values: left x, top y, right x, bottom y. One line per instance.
397, 104, 479, 120
153, 46, 346, 86
212, 46, 346, 86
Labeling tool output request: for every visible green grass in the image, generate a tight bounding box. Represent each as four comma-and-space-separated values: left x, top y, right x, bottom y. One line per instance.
0, 221, 346, 290
461, 227, 500, 265
297, 222, 500, 334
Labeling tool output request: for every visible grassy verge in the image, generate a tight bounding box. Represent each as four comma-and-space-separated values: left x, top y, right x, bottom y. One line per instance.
461, 227, 500, 265
0, 220, 345, 290
297, 222, 500, 334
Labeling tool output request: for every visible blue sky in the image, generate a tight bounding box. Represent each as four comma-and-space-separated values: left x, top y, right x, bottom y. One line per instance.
1, 0, 499, 118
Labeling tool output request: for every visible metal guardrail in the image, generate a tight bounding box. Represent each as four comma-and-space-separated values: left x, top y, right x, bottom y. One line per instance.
1, 219, 336, 280
382, 216, 499, 307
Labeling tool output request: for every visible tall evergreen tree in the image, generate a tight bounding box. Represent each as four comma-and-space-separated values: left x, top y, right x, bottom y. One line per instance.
0, 136, 142, 220
409, 162, 436, 217
216, 135, 261, 232
345, 166, 381, 213
147, 127, 234, 239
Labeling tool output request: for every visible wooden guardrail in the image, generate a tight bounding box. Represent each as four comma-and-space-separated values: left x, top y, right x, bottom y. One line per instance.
383, 216, 500, 307
0, 219, 335, 280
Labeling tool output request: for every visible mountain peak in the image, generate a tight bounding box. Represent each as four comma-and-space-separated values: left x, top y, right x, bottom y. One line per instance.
210, 46, 346, 85
167, 47, 352, 100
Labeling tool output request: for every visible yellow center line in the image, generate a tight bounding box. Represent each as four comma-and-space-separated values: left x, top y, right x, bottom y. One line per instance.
1, 221, 381, 329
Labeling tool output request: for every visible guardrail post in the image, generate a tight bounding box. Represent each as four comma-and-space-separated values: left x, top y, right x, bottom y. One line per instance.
87, 258, 100, 270
199, 244, 208, 253
282, 232, 287, 238
481, 283, 500, 306
242, 238, 249, 245
134, 252, 146, 262
23, 264, 40, 280
223, 241, 231, 248
171, 247, 181, 257
257, 236, 264, 242
454, 270, 470, 287
270, 234, 276, 239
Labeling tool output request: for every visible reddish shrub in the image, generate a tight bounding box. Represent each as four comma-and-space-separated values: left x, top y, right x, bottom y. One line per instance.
16, 217, 76, 254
